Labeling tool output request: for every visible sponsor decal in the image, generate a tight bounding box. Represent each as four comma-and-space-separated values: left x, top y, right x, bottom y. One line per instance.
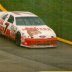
39, 35, 46, 38
27, 29, 41, 37
11, 25, 17, 32
0, 25, 4, 31
0, 19, 4, 25
22, 27, 51, 31
13, 12, 20, 15
25, 38, 57, 46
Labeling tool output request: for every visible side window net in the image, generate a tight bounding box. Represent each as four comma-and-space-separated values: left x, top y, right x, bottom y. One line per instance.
8, 15, 14, 23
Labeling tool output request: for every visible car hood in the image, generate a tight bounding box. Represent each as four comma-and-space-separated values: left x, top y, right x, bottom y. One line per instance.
17, 25, 56, 38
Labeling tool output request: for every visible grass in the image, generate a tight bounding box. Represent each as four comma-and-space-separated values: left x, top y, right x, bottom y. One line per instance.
0, 0, 72, 41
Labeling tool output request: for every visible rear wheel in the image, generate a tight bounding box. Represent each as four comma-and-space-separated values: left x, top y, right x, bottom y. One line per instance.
16, 32, 21, 46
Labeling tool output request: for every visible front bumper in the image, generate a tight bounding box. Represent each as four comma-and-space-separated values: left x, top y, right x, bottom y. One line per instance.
21, 38, 57, 48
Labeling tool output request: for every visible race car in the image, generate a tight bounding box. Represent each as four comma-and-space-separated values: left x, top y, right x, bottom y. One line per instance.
0, 11, 57, 48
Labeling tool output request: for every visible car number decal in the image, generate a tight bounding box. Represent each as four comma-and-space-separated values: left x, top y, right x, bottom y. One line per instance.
4, 22, 9, 33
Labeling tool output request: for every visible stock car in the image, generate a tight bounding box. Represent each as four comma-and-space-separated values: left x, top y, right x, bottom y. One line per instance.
0, 11, 57, 48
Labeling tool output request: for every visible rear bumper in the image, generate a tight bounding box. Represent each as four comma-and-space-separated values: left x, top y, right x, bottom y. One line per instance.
21, 38, 57, 48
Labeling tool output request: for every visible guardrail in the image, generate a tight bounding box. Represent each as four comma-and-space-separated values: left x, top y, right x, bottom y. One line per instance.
57, 37, 72, 45
0, 4, 7, 12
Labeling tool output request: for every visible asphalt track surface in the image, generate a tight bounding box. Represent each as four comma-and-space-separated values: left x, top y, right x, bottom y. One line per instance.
0, 36, 72, 72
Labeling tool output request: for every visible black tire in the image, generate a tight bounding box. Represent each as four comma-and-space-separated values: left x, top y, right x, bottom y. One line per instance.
0, 32, 2, 37
16, 32, 21, 46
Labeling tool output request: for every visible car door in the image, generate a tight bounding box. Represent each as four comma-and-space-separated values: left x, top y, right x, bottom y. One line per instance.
2, 14, 14, 38
6, 15, 15, 38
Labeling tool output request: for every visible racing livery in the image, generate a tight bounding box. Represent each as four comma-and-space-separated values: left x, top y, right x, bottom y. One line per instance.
0, 11, 57, 48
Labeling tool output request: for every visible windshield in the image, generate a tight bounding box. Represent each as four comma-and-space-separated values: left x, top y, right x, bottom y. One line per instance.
16, 17, 45, 26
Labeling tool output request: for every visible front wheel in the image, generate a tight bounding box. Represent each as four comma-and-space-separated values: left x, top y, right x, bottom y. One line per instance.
0, 31, 2, 37
16, 32, 21, 46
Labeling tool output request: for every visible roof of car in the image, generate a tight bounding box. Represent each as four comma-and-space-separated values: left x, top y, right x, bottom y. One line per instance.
8, 11, 38, 17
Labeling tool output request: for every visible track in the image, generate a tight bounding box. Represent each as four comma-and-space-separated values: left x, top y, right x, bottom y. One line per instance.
0, 36, 72, 72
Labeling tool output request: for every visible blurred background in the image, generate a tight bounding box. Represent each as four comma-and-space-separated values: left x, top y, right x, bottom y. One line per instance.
0, 0, 72, 41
